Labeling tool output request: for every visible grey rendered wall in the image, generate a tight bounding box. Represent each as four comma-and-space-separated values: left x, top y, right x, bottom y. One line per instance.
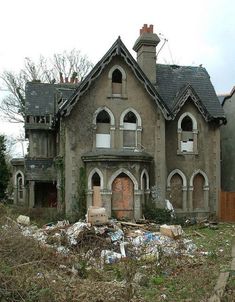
165, 101, 220, 215
221, 93, 235, 191
61, 56, 166, 213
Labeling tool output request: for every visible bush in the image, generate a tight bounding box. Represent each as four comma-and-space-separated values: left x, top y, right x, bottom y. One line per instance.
143, 202, 172, 224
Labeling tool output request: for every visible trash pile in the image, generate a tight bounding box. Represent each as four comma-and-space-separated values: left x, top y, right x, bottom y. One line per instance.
15, 209, 198, 267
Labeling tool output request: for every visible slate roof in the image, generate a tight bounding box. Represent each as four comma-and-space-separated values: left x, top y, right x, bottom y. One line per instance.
155, 64, 226, 121
25, 82, 76, 115
59, 37, 172, 120
25, 39, 225, 123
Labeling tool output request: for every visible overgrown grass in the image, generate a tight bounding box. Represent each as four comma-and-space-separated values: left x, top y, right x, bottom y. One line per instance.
0, 203, 234, 301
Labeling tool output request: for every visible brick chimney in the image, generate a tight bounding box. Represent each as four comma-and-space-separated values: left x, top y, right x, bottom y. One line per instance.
133, 24, 160, 84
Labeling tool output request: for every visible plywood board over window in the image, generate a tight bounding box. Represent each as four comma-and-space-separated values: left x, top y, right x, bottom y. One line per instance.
193, 174, 204, 209
170, 173, 183, 209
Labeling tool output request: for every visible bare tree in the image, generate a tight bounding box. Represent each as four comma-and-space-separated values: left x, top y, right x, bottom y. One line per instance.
0, 50, 93, 123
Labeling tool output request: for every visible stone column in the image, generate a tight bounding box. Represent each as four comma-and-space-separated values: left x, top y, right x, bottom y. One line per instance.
188, 186, 193, 212
86, 190, 93, 209
134, 190, 142, 220
204, 186, 209, 211
101, 190, 112, 217
29, 181, 35, 208
110, 126, 115, 148
182, 186, 188, 212
193, 130, 198, 153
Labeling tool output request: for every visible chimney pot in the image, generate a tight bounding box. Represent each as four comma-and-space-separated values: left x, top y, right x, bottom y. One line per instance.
140, 24, 154, 35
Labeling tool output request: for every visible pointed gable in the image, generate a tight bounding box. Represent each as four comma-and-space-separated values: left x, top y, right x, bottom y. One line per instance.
155, 64, 226, 122
59, 38, 172, 119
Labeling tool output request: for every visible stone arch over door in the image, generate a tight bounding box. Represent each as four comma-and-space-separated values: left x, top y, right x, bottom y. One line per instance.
189, 169, 209, 210
167, 169, 187, 211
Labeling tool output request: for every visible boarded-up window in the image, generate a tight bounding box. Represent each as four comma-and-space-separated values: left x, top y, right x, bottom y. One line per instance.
170, 173, 183, 209
180, 115, 194, 152
96, 110, 110, 148
193, 174, 204, 209
123, 112, 137, 148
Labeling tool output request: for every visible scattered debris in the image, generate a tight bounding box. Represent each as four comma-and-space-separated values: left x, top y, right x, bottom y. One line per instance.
16, 215, 30, 226
160, 224, 183, 239
8, 214, 202, 267
87, 206, 108, 225
193, 230, 206, 238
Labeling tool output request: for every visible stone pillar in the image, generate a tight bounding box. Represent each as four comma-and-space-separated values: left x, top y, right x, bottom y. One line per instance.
134, 190, 142, 220
110, 126, 115, 148
193, 130, 198, 153
204, 186, 209, 211
182, 186, 187, 212
86, 190, 93, 209
29, 181, 35, 208
101, 190, 112, 217
177, 129, 182, 153
188, 186, 193, 212
119, 126, 124, 148
137, 127, 142, 148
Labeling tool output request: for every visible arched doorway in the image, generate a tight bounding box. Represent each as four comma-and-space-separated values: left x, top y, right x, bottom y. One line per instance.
170, 173, 183, 209
193, 173, 205, 209
111, 173, 134, 220
92, 172, 101, 207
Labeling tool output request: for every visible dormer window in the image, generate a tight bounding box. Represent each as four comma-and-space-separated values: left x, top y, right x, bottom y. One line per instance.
112, 69, 122, 95
108, 65, 127, 98
177, 112, 198, 154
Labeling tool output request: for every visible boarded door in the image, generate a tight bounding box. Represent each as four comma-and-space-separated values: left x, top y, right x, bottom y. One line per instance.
170, 174, 183, 209
193, 174, 204, 209
112, 174, 134, 220
220, 192, 235, 222
93, 186, 102, 207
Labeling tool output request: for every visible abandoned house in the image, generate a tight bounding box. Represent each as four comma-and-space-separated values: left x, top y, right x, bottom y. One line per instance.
12, 24, 226, 219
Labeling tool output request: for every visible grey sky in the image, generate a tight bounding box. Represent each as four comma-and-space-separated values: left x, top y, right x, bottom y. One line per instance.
0, 0, 234, 153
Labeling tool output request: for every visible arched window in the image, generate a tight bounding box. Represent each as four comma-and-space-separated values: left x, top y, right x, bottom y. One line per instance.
16, 172, 24, 201
92, 172, 101, 207
108, 65, 127, 98
177, 112, 198, 154
167, 169, 187, 211
123, 111, 137, 147
190, 169, 209, 210
95, 110, 111, 148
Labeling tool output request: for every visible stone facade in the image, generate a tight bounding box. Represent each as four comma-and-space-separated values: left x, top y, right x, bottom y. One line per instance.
220, 87, 235, 191
12, 24, 226, 219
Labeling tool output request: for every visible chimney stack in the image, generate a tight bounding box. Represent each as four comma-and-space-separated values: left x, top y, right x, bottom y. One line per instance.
133, 24, 160, 84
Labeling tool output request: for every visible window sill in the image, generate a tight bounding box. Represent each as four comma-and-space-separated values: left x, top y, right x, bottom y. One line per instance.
177, 150, 198, 155
107, 95, 128, 100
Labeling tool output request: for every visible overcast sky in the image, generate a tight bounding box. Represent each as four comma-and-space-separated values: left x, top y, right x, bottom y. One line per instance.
0, 0, 235, 155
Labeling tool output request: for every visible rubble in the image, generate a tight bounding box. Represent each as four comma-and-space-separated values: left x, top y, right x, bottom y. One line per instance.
11, 214, 202, 267
16, 215, 30, 226
160, 224, 183, 239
